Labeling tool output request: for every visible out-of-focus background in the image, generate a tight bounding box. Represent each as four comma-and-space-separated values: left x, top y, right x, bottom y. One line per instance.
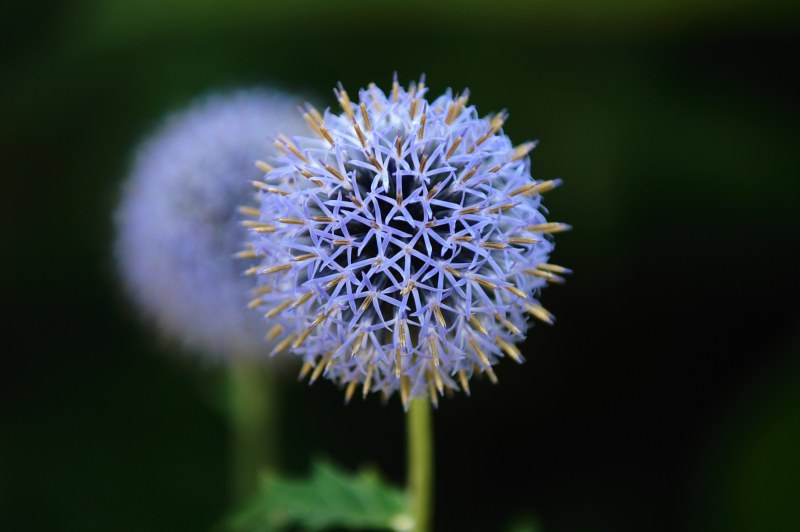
3, 1, 799, 530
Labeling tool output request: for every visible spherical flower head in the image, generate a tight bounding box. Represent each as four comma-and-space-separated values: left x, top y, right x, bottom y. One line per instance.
115, 89, 307, 360
247, 77, 570, 406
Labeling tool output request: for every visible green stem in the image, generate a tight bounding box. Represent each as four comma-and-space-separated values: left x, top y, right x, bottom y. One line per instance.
407, 398, 433, 532
229, 360, 278, 504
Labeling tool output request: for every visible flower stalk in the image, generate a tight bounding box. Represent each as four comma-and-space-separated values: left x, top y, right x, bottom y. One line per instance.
229, 360, 279, 503
407, 398, 433, 532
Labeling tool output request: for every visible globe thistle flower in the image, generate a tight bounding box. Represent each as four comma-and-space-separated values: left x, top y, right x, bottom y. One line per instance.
245, 77, 570, 405
115, 89, 307, 359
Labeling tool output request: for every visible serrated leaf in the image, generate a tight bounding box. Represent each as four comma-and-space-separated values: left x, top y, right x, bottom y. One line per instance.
228, 460, 411, 531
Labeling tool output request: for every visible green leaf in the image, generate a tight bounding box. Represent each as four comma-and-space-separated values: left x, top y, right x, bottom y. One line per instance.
227, 461, 411, 531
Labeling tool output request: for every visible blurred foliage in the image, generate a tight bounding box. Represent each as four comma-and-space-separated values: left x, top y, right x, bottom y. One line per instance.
229, 461, 408, 531
23, 0, 800, 50
507, 516, 544, 532
692, 331, 800, 532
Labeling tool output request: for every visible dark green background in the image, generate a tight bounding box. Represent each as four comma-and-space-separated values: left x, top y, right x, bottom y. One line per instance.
3, 1, 799, 530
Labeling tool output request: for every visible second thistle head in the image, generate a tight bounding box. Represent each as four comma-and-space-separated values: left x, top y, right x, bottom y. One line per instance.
115, 89, 307, 360
244, 76, 570, 407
